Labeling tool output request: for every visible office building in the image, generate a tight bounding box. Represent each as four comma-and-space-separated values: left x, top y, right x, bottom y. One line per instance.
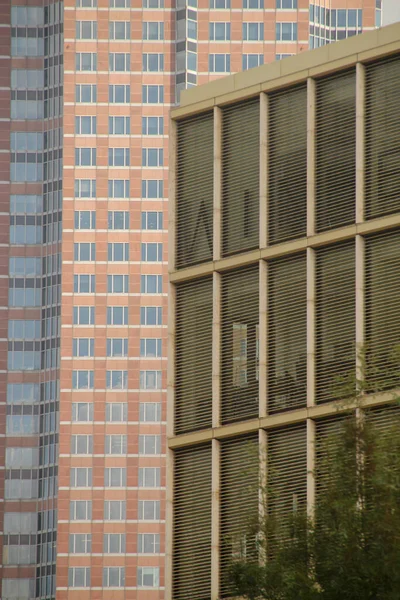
168, 22, 400, 600
0, 0, 380, 599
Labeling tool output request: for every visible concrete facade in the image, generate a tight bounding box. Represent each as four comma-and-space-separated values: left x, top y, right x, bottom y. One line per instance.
169, 21, 400, 600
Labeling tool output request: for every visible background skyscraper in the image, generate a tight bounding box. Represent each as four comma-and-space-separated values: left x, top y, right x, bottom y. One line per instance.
0, 1, 379, 599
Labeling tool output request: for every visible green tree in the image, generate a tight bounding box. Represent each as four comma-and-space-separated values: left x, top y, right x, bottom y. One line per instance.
228, 409, 400, 600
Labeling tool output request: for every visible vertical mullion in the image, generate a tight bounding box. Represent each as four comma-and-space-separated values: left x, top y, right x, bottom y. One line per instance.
169, 117, 177, 270
260, 92, 268, 249
356, 235, 365, 389
213, 106, 222, 262
211, 438, 220, 600
213, 271, 221, 428
307, 418, 315, 518
259, 428, 267, 564
165, 448, 174, 600
307, 247, 316, 408
356, 62, 365, 224
307, 77, 316, 237
259, 260, 267, 418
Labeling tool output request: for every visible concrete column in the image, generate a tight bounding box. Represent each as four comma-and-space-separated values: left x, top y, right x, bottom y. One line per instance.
356, 62, 365, 224
213, 106, 222, 261
307, 77, 316, 237
260, 92, 268, 249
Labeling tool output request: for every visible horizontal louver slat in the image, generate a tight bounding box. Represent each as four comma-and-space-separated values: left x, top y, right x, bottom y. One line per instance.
173, 444, 212, 600
176, 111, 214, 268
221, 266, 259, 425
316, 241, 355, 404
267, 253, 307, 414
365, 55, 400, 220
316, 70, 356, 232
365, 229, 400, 389
175, 277, 213, 434
220, 434, 259, 598
222, 98, 260, 257
268, 84, 307, 244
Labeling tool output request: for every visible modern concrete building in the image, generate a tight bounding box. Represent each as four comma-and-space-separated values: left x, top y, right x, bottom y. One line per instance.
0, 1, 383, 599
168, 22, 400, 600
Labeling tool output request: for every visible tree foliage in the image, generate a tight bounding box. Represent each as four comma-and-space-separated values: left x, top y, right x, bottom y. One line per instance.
228, 411, 400, 600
